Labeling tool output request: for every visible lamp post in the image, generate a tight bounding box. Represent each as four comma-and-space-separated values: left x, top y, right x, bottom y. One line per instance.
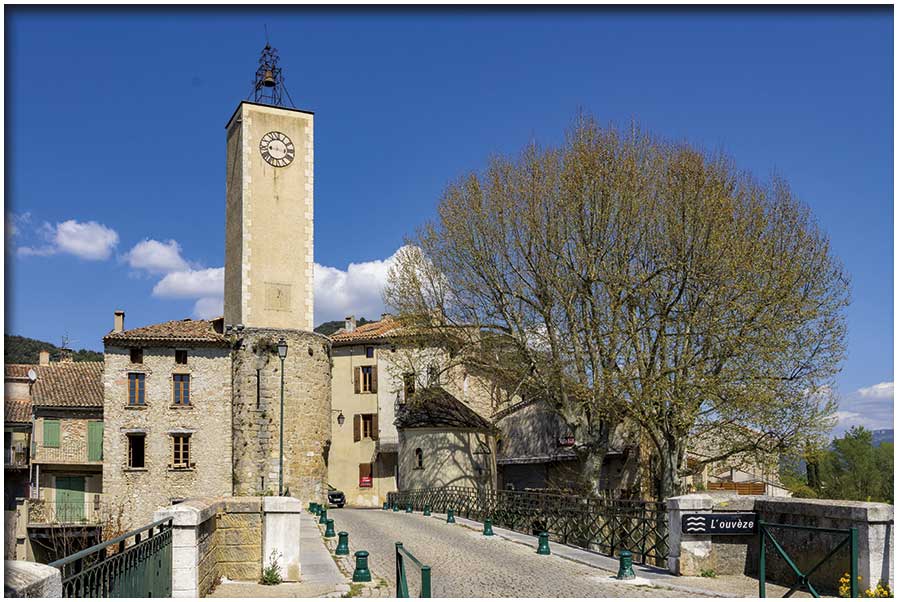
277, 337, 288, 496
332, 409, 345, 427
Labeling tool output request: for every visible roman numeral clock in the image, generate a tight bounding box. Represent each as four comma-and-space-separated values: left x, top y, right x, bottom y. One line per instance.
259, 131, 295, 167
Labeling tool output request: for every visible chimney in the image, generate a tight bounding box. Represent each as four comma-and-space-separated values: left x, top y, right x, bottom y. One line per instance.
38, 350, 50, 366
114, 310, 125, 333
344, 315, 356, 333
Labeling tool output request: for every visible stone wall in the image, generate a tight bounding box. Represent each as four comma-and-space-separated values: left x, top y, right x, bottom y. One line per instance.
103, 345, 233, 529
398, 428, 497, 491
231, 328, 331, 506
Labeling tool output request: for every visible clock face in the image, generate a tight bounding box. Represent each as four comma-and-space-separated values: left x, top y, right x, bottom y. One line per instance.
259, 131, 295, 168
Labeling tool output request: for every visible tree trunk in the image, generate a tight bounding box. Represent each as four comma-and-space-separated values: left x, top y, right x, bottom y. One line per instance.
657, 436, 686, 501
580, 448, 607, 497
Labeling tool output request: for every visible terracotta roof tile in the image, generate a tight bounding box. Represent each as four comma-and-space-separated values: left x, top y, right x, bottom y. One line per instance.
31, 361, 104, 408
4, 398, 32, 423
395, 387, 495, 432
103, 317, 227, 346
330, 317, 403, 344
5, 364, 35, 380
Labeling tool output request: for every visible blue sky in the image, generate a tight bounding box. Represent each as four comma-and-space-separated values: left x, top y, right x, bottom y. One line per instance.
5, 8, 893, 434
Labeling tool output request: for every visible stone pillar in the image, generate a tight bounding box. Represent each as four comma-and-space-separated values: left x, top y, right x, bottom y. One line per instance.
4, 561, 62, 597
262, 496, 302, 582
666, 493, 713, 575
154, 500, 219, 598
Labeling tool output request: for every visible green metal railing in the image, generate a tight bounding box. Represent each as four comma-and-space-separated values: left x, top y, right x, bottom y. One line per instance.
759, 521, 858, 598
49, 517, 173, 597
388, 487, 668, 566
395, 541, 431, 598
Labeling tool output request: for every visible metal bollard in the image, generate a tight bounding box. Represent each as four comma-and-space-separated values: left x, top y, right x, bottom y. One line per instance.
308, 501, 314, 512
335, 531, 350, 555
352, 550, 372, 582
423, 504, 431, 516
447, 508, 455, 524
392, 503, 399, 512
406, 503, 412, 513
324, 518, 336, 538
383, 501, 389, 510
616, 550, 635, 580
483, 518, 494, 536
536, 531, 551, 555
319, 508, 328, 525
314, 503, 322, 516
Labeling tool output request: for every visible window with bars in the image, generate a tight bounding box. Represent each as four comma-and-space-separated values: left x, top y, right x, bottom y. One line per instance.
128, 373, 145, 405
171, 434, 191, 469
173, 374, 191, 406
127, 433, 145, 469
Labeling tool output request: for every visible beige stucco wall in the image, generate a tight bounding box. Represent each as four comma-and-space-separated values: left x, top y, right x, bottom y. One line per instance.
397, 428, 497, 491
5, 380, 31, 400
102, 345, 233, 529
224, 102, 315, 331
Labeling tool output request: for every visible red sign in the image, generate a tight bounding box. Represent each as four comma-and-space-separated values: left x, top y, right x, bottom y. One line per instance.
359, 476, 372, 488
559, 435, 575, 447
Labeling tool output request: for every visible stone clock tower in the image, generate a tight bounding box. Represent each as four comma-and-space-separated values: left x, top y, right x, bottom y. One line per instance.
225, 44, 332, 501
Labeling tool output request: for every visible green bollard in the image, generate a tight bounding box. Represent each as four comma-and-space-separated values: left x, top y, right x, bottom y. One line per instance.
383, 501, 389, 510
319, 508, 328, 525
324, 518, 336, 538
352, 550, 371, 582
447, 508, 455, 524
392, 503, 399, 512
406, 503, 412, 513
314, 503, 321, 516
335, 531, 350, 555
423, 505, 431, 516
308, 501, 314, 512
536, 531, 551, 555
616, 550, 635, 580
483, 517, 494, 536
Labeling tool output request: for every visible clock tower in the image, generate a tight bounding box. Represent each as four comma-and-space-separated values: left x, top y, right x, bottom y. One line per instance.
224, 44, 314, 331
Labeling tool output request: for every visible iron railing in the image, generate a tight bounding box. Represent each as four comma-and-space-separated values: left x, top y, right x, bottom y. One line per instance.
759, 522, 858, 598
395, 542, 431, 598
49, 517, 173, 598
388, 487, 668, 566
33, 441, 101, 464
27, 499, 108, 526
4, 446, 29, 468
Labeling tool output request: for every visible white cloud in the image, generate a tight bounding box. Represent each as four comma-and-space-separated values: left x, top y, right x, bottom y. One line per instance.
857, 381, 894, 400
313, 248, 402, 323
18, 219, 119, 261
125, 239, 190, 274
152, 267, 224, 299
193, 297, 224, 320
832, 380, 895, 436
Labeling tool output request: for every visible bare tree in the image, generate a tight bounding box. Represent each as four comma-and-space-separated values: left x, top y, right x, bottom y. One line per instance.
384, 114, 848, 500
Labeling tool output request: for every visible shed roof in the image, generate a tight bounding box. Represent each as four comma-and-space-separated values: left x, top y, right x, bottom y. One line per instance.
395, 387, 495, 432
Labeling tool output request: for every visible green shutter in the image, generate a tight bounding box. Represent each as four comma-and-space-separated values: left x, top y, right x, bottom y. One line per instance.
88, 421, 104, 461
44, 420, 60, 448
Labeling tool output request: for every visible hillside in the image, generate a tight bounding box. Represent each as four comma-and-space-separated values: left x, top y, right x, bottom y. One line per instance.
4, 334, 103, 364
314, 317, 371, 337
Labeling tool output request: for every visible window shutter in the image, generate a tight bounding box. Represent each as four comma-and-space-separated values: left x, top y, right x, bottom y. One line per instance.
44, 420, 60, 448
88, 421, 103, 461
354, 367, 361, 394
353, 414, 361, 442
372, 414, 379, 441
371, 367, 378, 393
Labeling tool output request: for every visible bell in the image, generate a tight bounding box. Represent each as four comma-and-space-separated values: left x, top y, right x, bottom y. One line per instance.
262, 69, 276, 87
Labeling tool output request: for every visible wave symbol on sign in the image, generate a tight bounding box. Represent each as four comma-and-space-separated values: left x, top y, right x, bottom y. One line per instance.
685, 517, 707, 532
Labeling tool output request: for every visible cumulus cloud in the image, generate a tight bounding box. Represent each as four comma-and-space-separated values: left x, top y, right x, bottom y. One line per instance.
857, 381, 894, 400
193, 297, 224, 320
152, 267, 224, 299
313, 248, 403, 323
124, 239, 190, 274
833, 381, 894, 435
18, 219, 119, 261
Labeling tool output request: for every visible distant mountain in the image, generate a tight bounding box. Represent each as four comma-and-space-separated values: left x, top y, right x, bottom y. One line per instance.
872, 429, 894, 447
314, 317, 372, 337
4, 334, 103, 364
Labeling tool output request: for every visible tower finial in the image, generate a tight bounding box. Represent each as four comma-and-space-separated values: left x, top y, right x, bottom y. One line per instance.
250, 39, 295, 108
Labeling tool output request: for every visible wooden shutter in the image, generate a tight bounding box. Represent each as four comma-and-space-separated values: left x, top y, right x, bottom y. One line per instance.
44, 420, 60, 448
371, 414, 379, 441
354, 367, 361, 394
88, 421, 103, 461
353, 414, 361, 442
370, 367, 378, 393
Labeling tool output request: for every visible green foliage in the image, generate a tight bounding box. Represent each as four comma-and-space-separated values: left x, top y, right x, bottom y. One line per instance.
260, 550, 282, 585
4, 334, 103, 364
313, 318, 371, 336
700, 569, 717, 578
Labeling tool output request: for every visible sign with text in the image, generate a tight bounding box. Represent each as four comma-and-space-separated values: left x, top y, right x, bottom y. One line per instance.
681, 513, 758, 535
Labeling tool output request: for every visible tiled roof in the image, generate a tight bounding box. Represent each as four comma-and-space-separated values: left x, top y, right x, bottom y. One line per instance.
5, 398, 32, 423
32, 361, 104, 408
103, 317, 227, 346
330, 317, 403, 344
395, 387, 496, 432
5, 364, 36, 380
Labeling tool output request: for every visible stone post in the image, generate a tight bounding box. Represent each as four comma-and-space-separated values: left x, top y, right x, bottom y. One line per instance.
4, 561, 62, 597
262, 496, 302, 582
666, 494, 713, 575
154, 500, 219, 598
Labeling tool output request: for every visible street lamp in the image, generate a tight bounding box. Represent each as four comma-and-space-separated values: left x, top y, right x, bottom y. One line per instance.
332, 409, 345, 426
277, 337, 288, 496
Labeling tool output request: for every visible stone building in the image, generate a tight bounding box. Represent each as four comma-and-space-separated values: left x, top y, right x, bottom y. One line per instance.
4, 365, 34, 510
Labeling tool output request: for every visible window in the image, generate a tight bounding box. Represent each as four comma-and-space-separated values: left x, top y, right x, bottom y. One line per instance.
128, 373, 146, 405
127, 433, 145, 469
403, 373, 416, 399
130, 348, 143, 364
414, 448, 423, 469
359, 463, 373, 488
353, 413, 379, 442
362, 414, 374, 439
175, 350, 188, 365
172, 374, 190, 406
354, 366, 377, 394
43, 419, 60, 448
427, 364, 440, 386
365, 346, 374, 359
171, 434, 191, 469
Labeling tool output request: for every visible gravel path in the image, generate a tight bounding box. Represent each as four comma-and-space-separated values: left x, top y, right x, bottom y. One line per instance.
329, 508, 693, 598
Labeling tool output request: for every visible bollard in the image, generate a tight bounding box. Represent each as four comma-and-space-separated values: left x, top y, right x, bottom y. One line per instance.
308, 501, 314, 512
616, 550, 635, 580
352, 550, 372, 582
335, 531, 350, 555
324, 518, 336, 538
313, 503, 321, 516
319, 508, 328, 525
392, 503, 399, 512
483, 517, 494, 536
536, 531, 551, 555
447, 508, 455, 524
383, 501, 389, 510
423, 505, 431, 516
406, 503, 412, 514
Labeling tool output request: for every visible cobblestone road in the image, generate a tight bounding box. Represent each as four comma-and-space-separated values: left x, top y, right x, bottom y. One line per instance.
328, 508, 693, 598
